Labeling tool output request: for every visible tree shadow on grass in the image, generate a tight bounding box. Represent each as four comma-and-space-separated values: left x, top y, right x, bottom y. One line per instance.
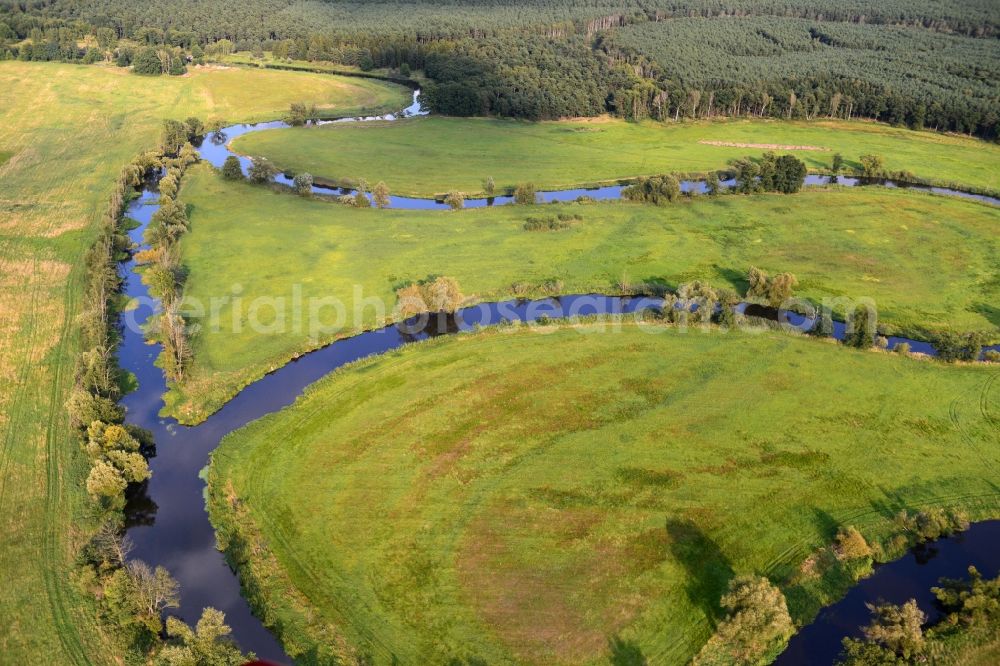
665, 518, 734, 630
607, 634, 647, 665
711, 264, 748, 293
970, 301, 1000, 328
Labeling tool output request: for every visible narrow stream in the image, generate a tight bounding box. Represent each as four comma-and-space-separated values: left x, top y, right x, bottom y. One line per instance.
117, 93, 999, 663
198, 91, 1000, 209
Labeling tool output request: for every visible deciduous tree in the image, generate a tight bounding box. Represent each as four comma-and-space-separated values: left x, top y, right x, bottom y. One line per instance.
221, 156, 243, 180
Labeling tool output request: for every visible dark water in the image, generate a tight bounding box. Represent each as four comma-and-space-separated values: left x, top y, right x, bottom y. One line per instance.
777, 520, 1000, 665
197, 91, 1000, 209
117, 96, 999, 663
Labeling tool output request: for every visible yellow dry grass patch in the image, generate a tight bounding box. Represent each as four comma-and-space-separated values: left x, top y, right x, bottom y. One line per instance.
0, 258, 71, 383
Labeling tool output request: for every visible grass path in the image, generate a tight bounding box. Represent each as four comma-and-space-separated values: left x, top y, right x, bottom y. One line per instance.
231, 115, 1000, 197
208, 323, 1000, 665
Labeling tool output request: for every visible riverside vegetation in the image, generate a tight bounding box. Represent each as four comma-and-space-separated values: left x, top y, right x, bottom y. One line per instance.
0, 59, 408, 663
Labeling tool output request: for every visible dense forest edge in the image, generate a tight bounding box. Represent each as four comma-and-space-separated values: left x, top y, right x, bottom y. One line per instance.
1, 0, 997, 138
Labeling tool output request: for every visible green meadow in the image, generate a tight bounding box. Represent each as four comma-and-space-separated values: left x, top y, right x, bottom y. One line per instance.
231, 115, 1000, 197
208, 323, 1000, 665
170, 165, 999, 423
0, 60, 407, 663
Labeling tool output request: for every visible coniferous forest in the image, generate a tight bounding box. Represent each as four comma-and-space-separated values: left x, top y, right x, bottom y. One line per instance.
2, 0, 997, 136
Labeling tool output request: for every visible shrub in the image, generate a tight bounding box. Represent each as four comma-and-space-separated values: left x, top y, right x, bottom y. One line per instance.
284, 101, 309, 126
183, 117, 204, 141
811, 307, 834, 338
114, 47, 132, 67
353, 190, 371, 208
221, 156, 243, 180
895, 507, 969, 544
523, 214, 578, 231
167, 57, 186, 76
513, 182, 539, 205
733, 152, 806, 193
713, 288, 739, 329
247, 157, 277, 184
705, 171, 721, 195
396, 276, 464, 316
443, 190, 464, 209
67, 387, 125, 428
86, 461, 128, 509
372, 181, 390, 208
623, 174, 680, 204
985, 350, 1000, 363
895, 342, 911, 355
132, 47, 162, 75
840, 600, 925, 663
834, 526, 872, 561
934, 331, 989, 362
845, 304, 877, 349
860, 154, 886, 177
746, 266, 797, 308
292, 172, 313, 196
693, 575, 793, 665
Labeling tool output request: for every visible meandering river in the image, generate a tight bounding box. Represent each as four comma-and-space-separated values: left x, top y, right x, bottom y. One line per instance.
199, 91, 1000, 209
117, 91, 999, 663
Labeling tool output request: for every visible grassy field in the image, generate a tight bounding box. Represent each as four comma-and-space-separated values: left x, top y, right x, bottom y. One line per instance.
207, 323, 1000, 665
170, 165, 1000, 423
0, 60, 406, 664
231, 115, 1000, 197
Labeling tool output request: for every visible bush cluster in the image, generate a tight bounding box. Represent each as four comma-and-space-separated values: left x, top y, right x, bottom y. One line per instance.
140, 121, 202, 382
395, 276, 465, 317
523, 212, 581, 231
732, 152, 807, 194
623, 173, 681, 205
840, 567, 1000, 665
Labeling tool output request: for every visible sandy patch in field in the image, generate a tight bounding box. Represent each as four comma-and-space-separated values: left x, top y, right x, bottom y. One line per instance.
698, 140, 828, 151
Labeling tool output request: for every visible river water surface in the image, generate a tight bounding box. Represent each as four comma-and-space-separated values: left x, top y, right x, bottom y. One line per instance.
117, 92, 1000, 663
